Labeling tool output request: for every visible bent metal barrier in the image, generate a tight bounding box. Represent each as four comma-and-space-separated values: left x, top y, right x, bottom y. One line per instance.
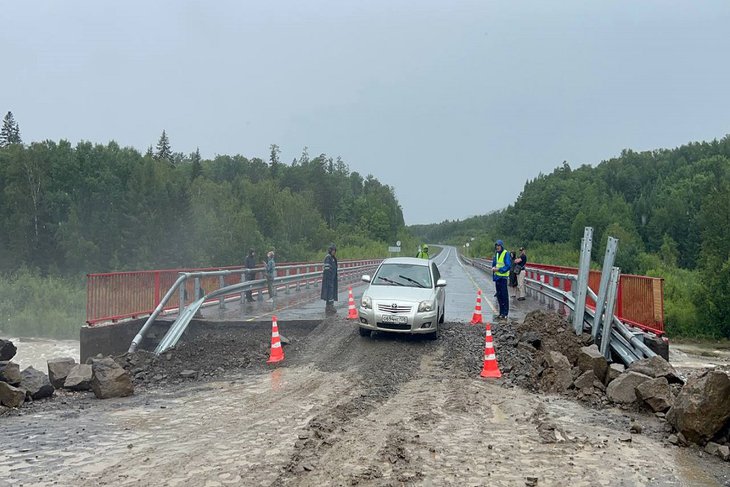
464, 256, 661, 365
86, 259, 381, 326
464, 259, 664, 336
524, 263, 665, 336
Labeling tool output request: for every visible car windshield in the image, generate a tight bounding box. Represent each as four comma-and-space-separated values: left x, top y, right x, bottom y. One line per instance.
373, 263, 432, 288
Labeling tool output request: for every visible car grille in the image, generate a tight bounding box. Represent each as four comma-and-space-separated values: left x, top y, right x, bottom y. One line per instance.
376, 322, 411, 330
376, 304, 412, 314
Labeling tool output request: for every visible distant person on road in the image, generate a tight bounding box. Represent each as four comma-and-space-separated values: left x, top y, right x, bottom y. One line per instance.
417, 244, 430, 260
415, 244, 423, 257
321, 244, 339, 314
515, 247, 528, 301
244, 249, 256, 302
264, 250, 276, 302
491, 240, 511, 320
509, 250, 518, 297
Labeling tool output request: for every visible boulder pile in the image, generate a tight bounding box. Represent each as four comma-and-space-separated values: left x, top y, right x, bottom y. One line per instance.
0, 338, 134, 411
515, 311, 730, 463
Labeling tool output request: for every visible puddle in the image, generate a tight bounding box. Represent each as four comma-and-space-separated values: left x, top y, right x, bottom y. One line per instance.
673, 448, 723, 486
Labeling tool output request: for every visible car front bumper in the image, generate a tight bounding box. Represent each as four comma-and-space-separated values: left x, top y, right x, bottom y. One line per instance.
357, 304, 438, 334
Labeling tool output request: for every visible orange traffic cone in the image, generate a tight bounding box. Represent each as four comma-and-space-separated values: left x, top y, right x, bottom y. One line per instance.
347, 287, 358, 320
470, 290, 484, 325
480, 323, 502, 378
266, 315, 285, 364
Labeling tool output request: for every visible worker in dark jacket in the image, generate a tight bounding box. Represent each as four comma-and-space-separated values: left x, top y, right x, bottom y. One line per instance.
321, 244, 338, 314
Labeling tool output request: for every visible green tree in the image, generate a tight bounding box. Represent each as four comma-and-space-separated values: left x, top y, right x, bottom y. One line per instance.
269, 144, 281, 178
154, 130, 173, 164
0, 111, 22, 147
190, 147, 202, 181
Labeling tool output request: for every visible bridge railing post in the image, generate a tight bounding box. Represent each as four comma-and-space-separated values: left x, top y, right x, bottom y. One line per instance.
240, 272, 246, 305
600, 266, 621, 359
592, 236, 619, 341
179, 280, 186, 313
194, 277, 201, 301
573, 227, 593, 335
218, 275, 226, 309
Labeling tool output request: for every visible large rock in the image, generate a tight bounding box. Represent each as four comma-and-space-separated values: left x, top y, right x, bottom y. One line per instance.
576, 345, 608, 383
91, 357, 134, 399
540, 351, 573, 393
574, 370, 598, 391
20, 366, 54, 400
606, 371, 652, 404
47, 357, 76, 389
0, 361, 22, 386
0, 339, 17, 361
64, 364, 93, 391
635, 377, 672, 412
666, 370, 730, 444
605, 363, 625, 385
0, 381, 26, 408
628, 356, 682, 384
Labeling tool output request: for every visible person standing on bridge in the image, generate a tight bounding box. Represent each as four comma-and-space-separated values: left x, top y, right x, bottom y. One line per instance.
515, 247, 528, 301
418, 244, 430, 260
244, 249, 256, 302
491, 240, 511, 320
264, 250, 276, 302
321, 244, 338, 314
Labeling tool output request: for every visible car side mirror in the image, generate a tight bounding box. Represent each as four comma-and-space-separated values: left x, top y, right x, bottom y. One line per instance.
362, 275, 371, 283
436, 279, 446, 287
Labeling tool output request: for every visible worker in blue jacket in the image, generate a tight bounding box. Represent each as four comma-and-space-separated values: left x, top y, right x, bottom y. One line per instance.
491, 240, 511, 320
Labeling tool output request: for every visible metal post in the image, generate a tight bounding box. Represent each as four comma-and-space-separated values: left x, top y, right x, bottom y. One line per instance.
179, 282, 186, 314
592, 236, 619, 341
285, 268, 290, 294
573, 227, 593, 335
240, 273, 246, 305
218, 275, 226, 309
194, 277, 201, 300
558, 278, 565, 315
600, 266, 620, 358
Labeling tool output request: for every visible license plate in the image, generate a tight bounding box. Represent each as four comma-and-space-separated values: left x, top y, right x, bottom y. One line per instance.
381, 314, 407, 324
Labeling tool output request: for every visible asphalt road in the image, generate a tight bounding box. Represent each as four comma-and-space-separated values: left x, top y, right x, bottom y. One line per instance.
198, 245, 542, 326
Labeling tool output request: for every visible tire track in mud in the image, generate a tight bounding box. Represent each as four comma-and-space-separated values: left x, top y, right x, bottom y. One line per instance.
275, 317, 439, 484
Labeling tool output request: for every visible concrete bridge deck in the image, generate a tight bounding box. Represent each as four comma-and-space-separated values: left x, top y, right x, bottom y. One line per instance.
190, 245, 542, 325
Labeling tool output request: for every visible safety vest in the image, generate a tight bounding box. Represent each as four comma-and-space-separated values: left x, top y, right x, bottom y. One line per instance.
495, 250, 509, 277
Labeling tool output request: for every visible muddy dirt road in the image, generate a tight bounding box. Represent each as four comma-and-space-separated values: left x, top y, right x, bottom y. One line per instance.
2, 316, 727, 487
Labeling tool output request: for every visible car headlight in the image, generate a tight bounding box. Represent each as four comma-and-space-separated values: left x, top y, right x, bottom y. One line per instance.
418, 300, 434, 312
361, 296, 372, 309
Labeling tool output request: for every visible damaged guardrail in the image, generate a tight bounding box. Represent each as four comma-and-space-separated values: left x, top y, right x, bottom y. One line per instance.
464, 227, 659, 366
128, 261, 379, 354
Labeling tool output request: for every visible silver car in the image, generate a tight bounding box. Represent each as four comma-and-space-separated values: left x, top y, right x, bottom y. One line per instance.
358, 257, 446, 338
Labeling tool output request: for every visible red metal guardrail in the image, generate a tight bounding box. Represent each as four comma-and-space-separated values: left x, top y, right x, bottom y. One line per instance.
86, 259, 380, 325
526, 263, 665, 336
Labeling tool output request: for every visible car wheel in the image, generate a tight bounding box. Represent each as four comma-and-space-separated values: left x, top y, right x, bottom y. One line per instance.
358, 327, 371, 337
438, 305, 445, 324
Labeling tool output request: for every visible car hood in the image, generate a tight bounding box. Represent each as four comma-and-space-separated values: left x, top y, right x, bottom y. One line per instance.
364, 285, 436, 303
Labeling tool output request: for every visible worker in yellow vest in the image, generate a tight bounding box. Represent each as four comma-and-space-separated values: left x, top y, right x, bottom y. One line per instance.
491, 240, 512, 320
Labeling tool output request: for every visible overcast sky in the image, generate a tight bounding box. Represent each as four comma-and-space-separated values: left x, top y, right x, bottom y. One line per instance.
2, 1, 729, 225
